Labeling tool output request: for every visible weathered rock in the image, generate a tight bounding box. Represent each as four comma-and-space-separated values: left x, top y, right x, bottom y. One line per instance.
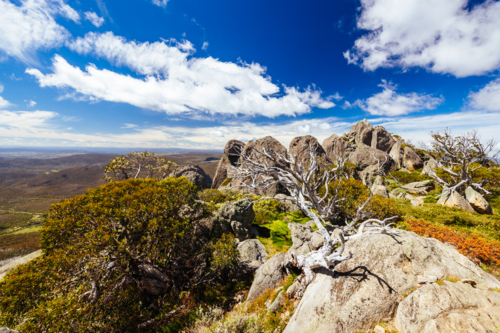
389, 140, 404, 169
395, 280, 500, 333
371, 126, 396, 153
403, 147, 423, 171
273, 194, 300, 212
421, 157, 438, 176
373, 326, 386, 333
286, 281, 300, 298
405, 193, 423, 207
350, 145, 396, 185
0, 328, 19, 333
390, 188, 406, 199
322, 134, 356, 162
440, 191, 475, 212
287, 223, 323, 255
283, 231, 500, 333
350, 119, 374, 146
237, 239, 267, 263
289, 135, 329, 170
0, 250, 42, 281
400, 180, 435, 195
371, 176, 390, 198
212, 140, 245, 189
465, 186, 493, 214
215, 198, 256, 241
268, 290, 286, 312
173, 165, 209, 190
230, 136, 288, 197
247, 252, 287, 302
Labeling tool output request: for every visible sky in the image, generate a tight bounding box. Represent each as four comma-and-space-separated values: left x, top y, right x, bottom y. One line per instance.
0, 0, 499, 150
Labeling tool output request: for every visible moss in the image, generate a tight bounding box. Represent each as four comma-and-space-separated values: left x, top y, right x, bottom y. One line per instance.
221, 177, 233, 186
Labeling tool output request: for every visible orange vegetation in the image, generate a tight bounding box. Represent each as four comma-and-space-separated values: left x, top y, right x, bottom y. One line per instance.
407, 219, 500, 266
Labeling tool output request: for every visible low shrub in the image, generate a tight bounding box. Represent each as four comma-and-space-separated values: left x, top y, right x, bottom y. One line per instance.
389, 170, 431, 184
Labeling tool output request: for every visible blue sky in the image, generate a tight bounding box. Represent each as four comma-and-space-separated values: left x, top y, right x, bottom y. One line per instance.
0, 0, 499, 150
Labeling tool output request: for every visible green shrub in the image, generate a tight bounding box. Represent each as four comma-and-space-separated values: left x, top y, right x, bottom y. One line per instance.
221, 177, 233, 186
389, 170, 431, 184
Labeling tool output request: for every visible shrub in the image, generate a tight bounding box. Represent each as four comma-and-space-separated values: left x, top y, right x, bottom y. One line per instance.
0, 178, 238, 332
389, 170, 431, 184
406, 219, 500, 266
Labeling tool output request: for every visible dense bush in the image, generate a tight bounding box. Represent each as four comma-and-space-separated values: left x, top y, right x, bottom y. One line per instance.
0, 178, 239, 332
389, 170, 431, 184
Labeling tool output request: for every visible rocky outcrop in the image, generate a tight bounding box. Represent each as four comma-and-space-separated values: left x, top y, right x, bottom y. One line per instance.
283, 231, 500, 333
390, 188, 406, 199
287, 223, 323, 255
212, 140, 245, 189
370, 176, 389, 198
403, 147, 423, 171
247, 252, 287, 302
400, 180, 435, 195
322, 134, 356, 162
229, 136, 288, 197
421, 157, 438, 176
465, 186, 493, 214
371, 126, 396, 153
237, 239, 267, 263
350, 119, 374, 146
349, 145, 396, 185
389, 140, 404, 169
395, 280, 500, 333
438, 191, 475, 212
215, 198, 255, 241
289, 135, 329, 169
174, 165, 209, 190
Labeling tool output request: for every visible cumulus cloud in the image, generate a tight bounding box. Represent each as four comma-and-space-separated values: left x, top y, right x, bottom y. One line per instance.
151, 0, 168, 7
28, 32, 337, 117
0, 110, 57, 130
84, 11, 104, 27
0, 0, 79, 63
348, 80, 443, 116
345, 0, 500, 77
468, 78, 500, 111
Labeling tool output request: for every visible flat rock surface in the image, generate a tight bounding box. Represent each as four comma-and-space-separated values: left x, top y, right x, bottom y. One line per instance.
0, 250, 42, 281
283, 231, 500, 333
247, 252, 287, 302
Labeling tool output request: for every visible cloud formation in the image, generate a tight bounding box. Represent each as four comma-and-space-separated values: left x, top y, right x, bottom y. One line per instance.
27, 32, 336, 117
345, 0, 500, 77
347, 80, 443, 116
151, 0, 168, 8
0, 85, 11, 109
0, 0, 79, 63
84, 11, 104, 27
468, 78, 500, 112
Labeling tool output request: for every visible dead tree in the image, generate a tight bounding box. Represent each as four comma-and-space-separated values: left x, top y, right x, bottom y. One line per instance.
422, 128, 499, 196
228, 143, 399, 294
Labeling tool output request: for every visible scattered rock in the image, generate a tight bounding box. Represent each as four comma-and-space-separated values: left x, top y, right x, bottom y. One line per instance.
405, 194, 423, 207
421, 157, 438, 176
465, 186, 493, 214
237, 239, 267, 263
286, 281, 300, 299
403, 147, 423, 171
283, 231, 500, 333
215, 198, 256, 241
349, 145, 396, 185
395, 281, 500, 333
173, 165, 209, 190
287, 223, 323, 255
371, 176, 389, 198
389, 188, 406, 199
212, 140, 245, 189
274, 194, 300, 212
439, 191, 475, 213
247, 252, 287, 302
373, 325, 386, 333
268, 290, 286, 312
400, 180, 435, 195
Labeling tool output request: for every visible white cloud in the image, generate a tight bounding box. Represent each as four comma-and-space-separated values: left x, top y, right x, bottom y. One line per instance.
345, 0, 500, 77
26, 100, 37, 107
122, 123, 138, 128
468, 77, 500, 111
84, 11, 104, 27
151, 0, 168, 7
349, 80, 443, 116
0, 110, 57, 130
202, 41, 209, 50
0, 0, 79, 63
28, 32, 337, 118
0, 85, 11, 109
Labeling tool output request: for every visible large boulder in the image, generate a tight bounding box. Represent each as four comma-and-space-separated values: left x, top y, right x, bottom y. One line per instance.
289, 135, 329, 170
439, 191, 475, 212
283, 231, 500, 333
389, 140, 404, 169
229, 136, 288, 197
400, 180, 435, 195
211, 140, 245, 189
350, 119, 374, 146
287, 223, 323, 255
247, 252, 288, 302
237, 239, 267, 263
322, 134, 356, 162
215, 198, 255, 241
465, 186, 493, 215
173, 165, 209, 190
370, 176, 390, 198
371, 126, 396, 153
395, 280, 500, 333
403, 147, 423, 171
349, 145, 396, 185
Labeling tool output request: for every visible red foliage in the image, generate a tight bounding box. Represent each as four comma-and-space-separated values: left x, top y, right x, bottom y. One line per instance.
407, 219, 500, 266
